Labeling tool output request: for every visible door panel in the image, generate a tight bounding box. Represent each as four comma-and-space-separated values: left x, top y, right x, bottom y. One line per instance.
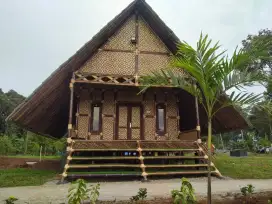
116, 104, 142, 140
131, 106, 141, 140
118, 106, 128, 140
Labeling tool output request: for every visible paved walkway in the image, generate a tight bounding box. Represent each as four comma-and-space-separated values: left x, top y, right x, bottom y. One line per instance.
0, 178, 272, 204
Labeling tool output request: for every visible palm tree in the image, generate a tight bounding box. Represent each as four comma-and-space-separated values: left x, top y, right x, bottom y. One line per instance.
140, 34, 268, 204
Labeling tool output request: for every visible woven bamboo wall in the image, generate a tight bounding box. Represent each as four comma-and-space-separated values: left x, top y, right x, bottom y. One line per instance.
79, 16, 135, 75
76, 88, 179, 141
79, 14, 172, 77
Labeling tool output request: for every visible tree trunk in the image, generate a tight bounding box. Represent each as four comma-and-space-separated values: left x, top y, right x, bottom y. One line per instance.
207, 118, 212, 204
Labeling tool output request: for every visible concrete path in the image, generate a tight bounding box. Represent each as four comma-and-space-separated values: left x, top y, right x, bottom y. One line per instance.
0, 178, 272, 204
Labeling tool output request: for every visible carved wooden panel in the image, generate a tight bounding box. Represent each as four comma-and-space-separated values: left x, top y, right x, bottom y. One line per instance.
138, 16, 169, 53
103, 15, 135, 51
80, 51, 135, 75
138, 53, 171, 75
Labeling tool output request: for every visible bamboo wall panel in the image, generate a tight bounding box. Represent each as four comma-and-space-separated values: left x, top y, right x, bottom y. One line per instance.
103, 15, 135, 51
138, 54, 170, 75
143, 90, 155, 116
118, 129, 127, 140
131, 129, 140, 140
168, 118, 178, 140
167, 96, 177, 117
144, 118, 155, 140
138, 16, 169, 53
80, 51, 135, 75
103, 91, 114, 115
77, 116, 89, 139
103, 117, 114, 140
79, 90, 90, 114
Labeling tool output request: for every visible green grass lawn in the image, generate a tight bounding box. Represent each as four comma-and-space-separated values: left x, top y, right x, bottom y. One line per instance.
0, 168, 57, 187
214, 153, 272, 179
5, 155, 61, 160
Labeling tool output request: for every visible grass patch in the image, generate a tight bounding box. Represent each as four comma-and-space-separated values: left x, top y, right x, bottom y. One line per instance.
214, 153, 272, 179
5, 155, 61, 160
0, 168, 57, 187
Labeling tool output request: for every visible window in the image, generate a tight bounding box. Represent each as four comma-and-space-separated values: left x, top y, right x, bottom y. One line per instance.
91, 103, 102, 133
156, 104, 166, 135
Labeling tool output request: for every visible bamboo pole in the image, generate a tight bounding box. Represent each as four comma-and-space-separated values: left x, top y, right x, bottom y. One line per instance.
60, 73, 75, 183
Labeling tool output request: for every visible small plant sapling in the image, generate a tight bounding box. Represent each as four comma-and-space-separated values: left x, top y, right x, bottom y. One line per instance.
130, 188, 147, 202
68, 179, 90, 204
171, 177, 196, 204
90, 183, 100, 204
5, 196, 18, 204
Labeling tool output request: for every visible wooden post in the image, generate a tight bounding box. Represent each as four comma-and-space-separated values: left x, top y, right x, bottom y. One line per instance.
68, 73, 75, 138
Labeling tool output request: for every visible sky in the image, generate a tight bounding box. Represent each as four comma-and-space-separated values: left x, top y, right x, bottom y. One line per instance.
0, 0, 271, 97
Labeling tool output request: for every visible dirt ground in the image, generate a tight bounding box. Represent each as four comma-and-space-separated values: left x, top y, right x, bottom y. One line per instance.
0, 178, 272, 204
98, 191, 272, 203
0, 156, 61, 171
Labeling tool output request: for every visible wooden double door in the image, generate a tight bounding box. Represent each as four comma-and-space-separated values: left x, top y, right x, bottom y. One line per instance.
116, 103, 143, 140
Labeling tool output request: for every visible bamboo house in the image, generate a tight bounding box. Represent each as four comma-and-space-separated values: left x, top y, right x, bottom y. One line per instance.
7, 0, 248, 181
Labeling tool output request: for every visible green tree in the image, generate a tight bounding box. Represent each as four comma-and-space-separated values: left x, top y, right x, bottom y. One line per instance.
249, 101, 272, 140
242, 28, 272, 98
140, 33, 268, 203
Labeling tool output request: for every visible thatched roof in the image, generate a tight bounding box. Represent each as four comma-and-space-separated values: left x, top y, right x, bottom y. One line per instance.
6, 0, 248, 137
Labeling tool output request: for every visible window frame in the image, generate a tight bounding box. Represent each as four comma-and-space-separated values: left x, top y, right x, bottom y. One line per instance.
156, 103, 166, 136
90, 102, 102, 134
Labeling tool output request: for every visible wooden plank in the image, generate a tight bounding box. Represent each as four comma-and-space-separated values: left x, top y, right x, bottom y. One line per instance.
145, 164, 208, 168
68, 164, 140, 168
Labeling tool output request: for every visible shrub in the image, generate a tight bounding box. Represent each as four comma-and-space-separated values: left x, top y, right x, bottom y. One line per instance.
171, 178, 196, 204
68, 179, 100, 204
130, 188, 147, 202
0, 136, 16, 155
240, 184, 254, 196
4, 196, 18, 204
90, 183, 100, 204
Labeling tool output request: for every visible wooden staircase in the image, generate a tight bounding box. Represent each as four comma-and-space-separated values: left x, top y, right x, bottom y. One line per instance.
61, 139, 221, 181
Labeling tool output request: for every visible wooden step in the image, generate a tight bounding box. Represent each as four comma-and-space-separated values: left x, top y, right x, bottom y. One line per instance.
141, 149, 199, 152
145, 164, 208, 168
147, 171, 216, 176
71, 156, 139, 160
67, 164, 140, 169
144, 156, 206, 160
70, 156, 206, 160
67, 172, 142, 177
70, 148, 200, 152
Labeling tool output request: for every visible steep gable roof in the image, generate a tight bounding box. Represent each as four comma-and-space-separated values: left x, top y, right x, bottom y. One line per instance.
7, 0, 248, 137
